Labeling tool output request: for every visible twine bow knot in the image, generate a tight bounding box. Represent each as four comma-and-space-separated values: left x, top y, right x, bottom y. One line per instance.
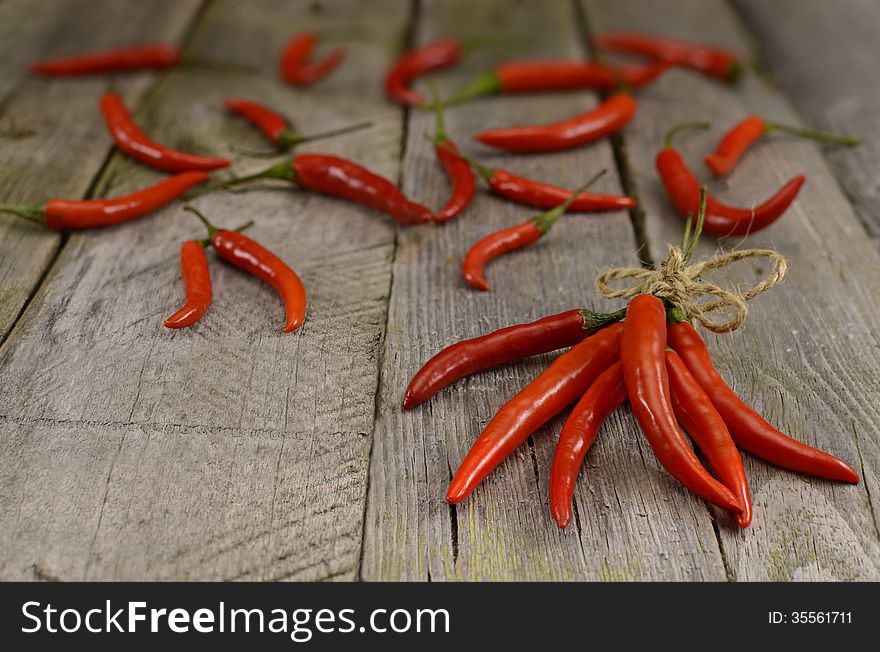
595, 189, 788, 333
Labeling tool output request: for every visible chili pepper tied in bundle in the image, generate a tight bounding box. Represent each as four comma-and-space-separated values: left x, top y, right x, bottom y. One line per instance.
405, 190, 859, 528
657, 122, 805, 236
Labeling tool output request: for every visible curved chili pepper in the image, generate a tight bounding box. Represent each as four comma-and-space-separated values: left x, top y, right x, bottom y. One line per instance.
591, 32, 742, 82
656, 122, 805, 236
621, 294, 742, 513
473, 92, 636, 153
196, 154, 432, 226
705, 115, 859, 178
101, 90, 229, 172
430, 97, 475, 223
385, 37, 463, 106
440, 59, 671, 106
667, 321, 860, 483
224, 98, 372, 152
164, 240, 212, 329
438, 145, 636, 212
462, 173, 603, 291
666, 349, 752, 527
186, 207, 306, 332
403, 308, 626, 410
447, 322, 623, 503
0, 171, 208, 231
30, 42, 182, 76
549, 361, 626, 529
279, 32, 345, 86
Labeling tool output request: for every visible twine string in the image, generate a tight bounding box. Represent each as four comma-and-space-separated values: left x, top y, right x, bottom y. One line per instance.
595, 244, 788, 333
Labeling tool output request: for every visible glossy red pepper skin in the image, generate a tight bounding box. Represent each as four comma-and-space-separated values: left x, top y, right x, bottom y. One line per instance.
549, 361, 626, 529
474, 93, 637, 153
211, 230, 306, 333
495, 59, 671, 92
30, 43, 182, 76
101, 91, 229, 172
667, 321, 860, 483
292, 154, 432, 225
224, 98, 292, 148
434, 139, 476, 222
385, 37, 463, 105
447, 323, 623, 503
164, 240, 212, 329
462, 222, 542, 291
656, 148, 805, 236
279, 32, 345, 86
621, 295, 742, 513
704, 115, 766, 177
488, 169, 635, 212
41, 171, 208, 231
592, 32, 741, 81
667, 349, 752, 528
403, 309, 604, 410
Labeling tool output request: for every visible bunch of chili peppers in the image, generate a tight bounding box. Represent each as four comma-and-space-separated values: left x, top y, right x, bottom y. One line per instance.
405, 193, 860, 529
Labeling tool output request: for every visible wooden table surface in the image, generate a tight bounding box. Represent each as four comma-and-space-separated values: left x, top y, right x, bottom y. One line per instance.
1, 0, 878, 581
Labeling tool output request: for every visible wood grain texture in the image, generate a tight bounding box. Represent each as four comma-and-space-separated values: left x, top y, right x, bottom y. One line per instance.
582, 0, 880, 580
0, 0, 204, 342
361, 0, 728, 581
0, 0, 411, 581
733, 0, 880, 240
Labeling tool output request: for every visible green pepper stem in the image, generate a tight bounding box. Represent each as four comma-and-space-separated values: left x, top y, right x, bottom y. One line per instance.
428, 81, 447, 144
183, 205, 221, 239
765, 121, 859, 146
0, 202, 45, 225
190, 159, 295, 197
194, 218, 253, 247
278, 120, 373, 150
432, 139, 495, 182
664, 121, 710, 149
680, 186, 707, 264
531, 169, 607, 234
579, 307, 628, 333
425, 71, 501, 109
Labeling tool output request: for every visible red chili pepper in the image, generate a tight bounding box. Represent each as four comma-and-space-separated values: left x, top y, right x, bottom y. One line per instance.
666, 349, 752, 528
705, 115, 859, 178
447, 322, 623, 503
667, 321, 860, 483
440, 59, 671, 106
164, 240, 213, 329
385, 37, 463, 106
656, 122, 805, 236
30, 42, 182, 76
621, 294, 742, 513
591, 32, 742, 82
438, 145, 636, 212
0, 171, 208, 231
101, 90, 229, 172
430, 96, 475, 223
549, 361, 626, 529
462, 172, 604, 291
186, 207, 306, 332
197, 155, 432, 226
403, 307, 626, 410
473, 92, 636, 153
279, 32, 345, 86
224, 98, 372, 152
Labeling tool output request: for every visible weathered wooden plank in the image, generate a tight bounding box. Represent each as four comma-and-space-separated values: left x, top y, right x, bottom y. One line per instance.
0, 0, 204, 342
362, 0, 728, 581
0, 0, 411, 580
582, 0, 880, 580
733, 0, 880, 240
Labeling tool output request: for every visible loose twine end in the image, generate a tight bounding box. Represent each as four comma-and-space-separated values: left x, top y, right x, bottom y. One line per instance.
595, 187, 788, 333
